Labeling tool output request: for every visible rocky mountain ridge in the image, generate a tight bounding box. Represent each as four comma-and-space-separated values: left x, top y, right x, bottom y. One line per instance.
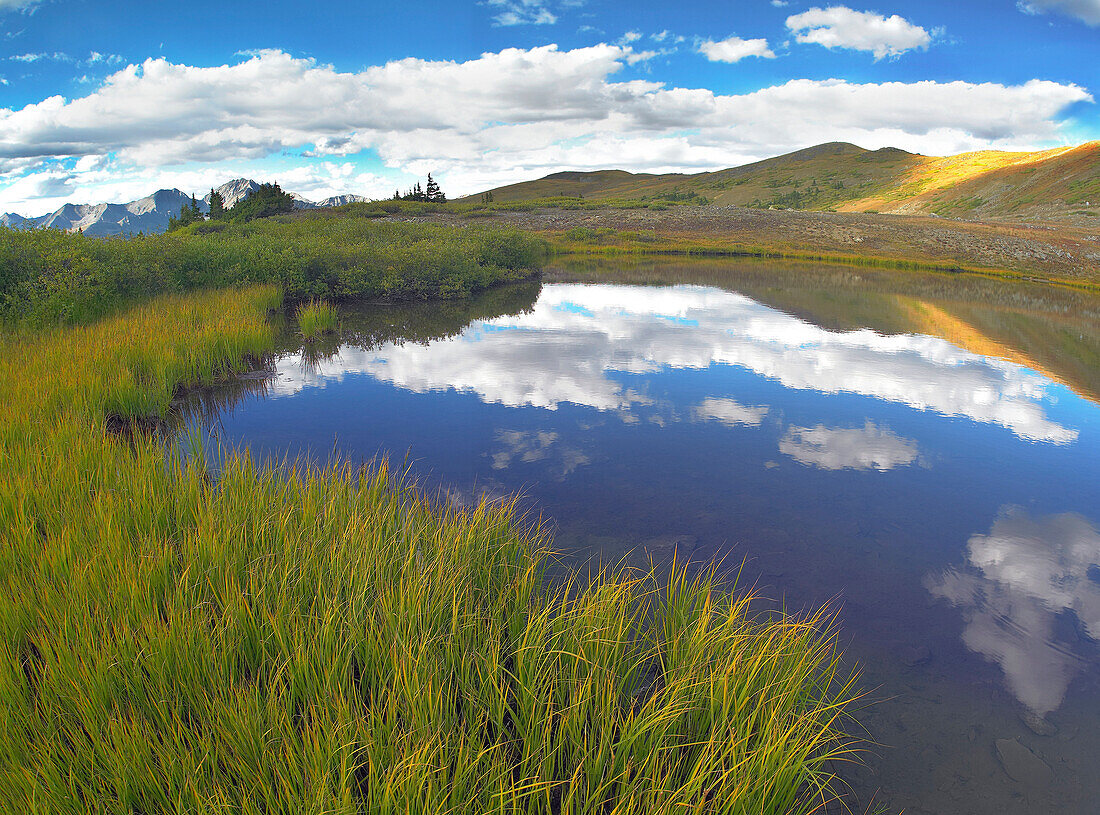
2, 179, 371, 237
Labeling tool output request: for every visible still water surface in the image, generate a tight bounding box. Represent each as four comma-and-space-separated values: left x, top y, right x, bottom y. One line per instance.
186, 260, 1100, 814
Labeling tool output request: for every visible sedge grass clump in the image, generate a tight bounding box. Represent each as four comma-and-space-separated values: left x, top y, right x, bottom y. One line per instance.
295, 299, 338, 339
0, 287, 863, 813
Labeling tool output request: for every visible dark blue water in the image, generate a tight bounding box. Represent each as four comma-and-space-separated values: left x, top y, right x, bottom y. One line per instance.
187, 263, 1100, 815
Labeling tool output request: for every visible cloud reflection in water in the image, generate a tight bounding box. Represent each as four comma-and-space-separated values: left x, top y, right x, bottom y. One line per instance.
268, 284, 1077, 444
926, 509, 1100, 715
490, 429, 591, 479
692, 397, 770, 427
779, 421, 921, 471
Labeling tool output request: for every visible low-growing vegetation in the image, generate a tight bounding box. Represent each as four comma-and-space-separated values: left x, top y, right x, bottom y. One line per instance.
0, 213, 547, 326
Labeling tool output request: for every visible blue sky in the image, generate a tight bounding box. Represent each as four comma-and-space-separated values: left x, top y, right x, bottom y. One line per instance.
1, 0, 1097, 214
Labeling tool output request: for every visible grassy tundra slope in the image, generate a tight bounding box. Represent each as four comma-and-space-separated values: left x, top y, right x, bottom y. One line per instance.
465, 141, 1100, 224
0, 223, 860, 812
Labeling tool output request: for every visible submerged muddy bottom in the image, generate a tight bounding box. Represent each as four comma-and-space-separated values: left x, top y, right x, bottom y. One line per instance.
183, 259, 1100, 815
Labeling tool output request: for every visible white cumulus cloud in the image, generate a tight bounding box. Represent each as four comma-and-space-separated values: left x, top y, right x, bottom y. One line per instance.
693, 397, 770, 426
698, 35, 776, 63
786, 5, 933, 59
490, 429, 591, 478
9, 51, 70, 62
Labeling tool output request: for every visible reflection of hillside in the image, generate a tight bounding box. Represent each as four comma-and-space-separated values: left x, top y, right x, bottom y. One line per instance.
183, 282, 542, 420
936, 304, 1100, 407
897, 300, 1100, 406
552, 257, 1100, 407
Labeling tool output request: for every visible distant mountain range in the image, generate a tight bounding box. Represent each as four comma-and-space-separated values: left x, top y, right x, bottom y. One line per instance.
7, 141, 1097, 237
1, 179, 370, 237
466, 141, 1100, 222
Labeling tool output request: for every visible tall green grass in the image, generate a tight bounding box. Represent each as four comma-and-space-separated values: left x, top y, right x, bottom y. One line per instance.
296, 299, 338, 340
0, 287, 862, 813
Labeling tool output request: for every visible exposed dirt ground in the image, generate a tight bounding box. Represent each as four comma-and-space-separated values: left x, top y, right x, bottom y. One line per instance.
406, 205, 1100, 284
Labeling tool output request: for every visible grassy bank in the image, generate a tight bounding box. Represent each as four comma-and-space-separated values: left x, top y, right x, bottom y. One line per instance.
0, 283, 861, 812
0, 214, 548, 326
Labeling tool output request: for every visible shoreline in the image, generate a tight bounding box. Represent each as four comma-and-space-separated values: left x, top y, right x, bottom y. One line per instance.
0, 282, 862, 813
387, 203, 1100, 289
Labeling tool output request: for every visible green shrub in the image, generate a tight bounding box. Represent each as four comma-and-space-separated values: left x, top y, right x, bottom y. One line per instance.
565, 226, 599, 242
226, 182, 296, 223
563, 226, 617, 243
191, 221, 229, 235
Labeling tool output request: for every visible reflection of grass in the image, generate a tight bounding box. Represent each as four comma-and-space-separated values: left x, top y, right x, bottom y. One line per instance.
0, 286, 863, 812
297, 331, 342, 373
296, 299, 338, 340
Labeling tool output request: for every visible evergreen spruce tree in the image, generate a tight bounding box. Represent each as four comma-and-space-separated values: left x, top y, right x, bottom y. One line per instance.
170, 198, 196, 231
425, 173, 445, 202
227, 182, 294, 223
209, 189, 226, 220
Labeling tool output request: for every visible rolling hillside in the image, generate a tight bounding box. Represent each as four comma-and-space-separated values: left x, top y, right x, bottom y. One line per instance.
467, 141, 1100, 223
